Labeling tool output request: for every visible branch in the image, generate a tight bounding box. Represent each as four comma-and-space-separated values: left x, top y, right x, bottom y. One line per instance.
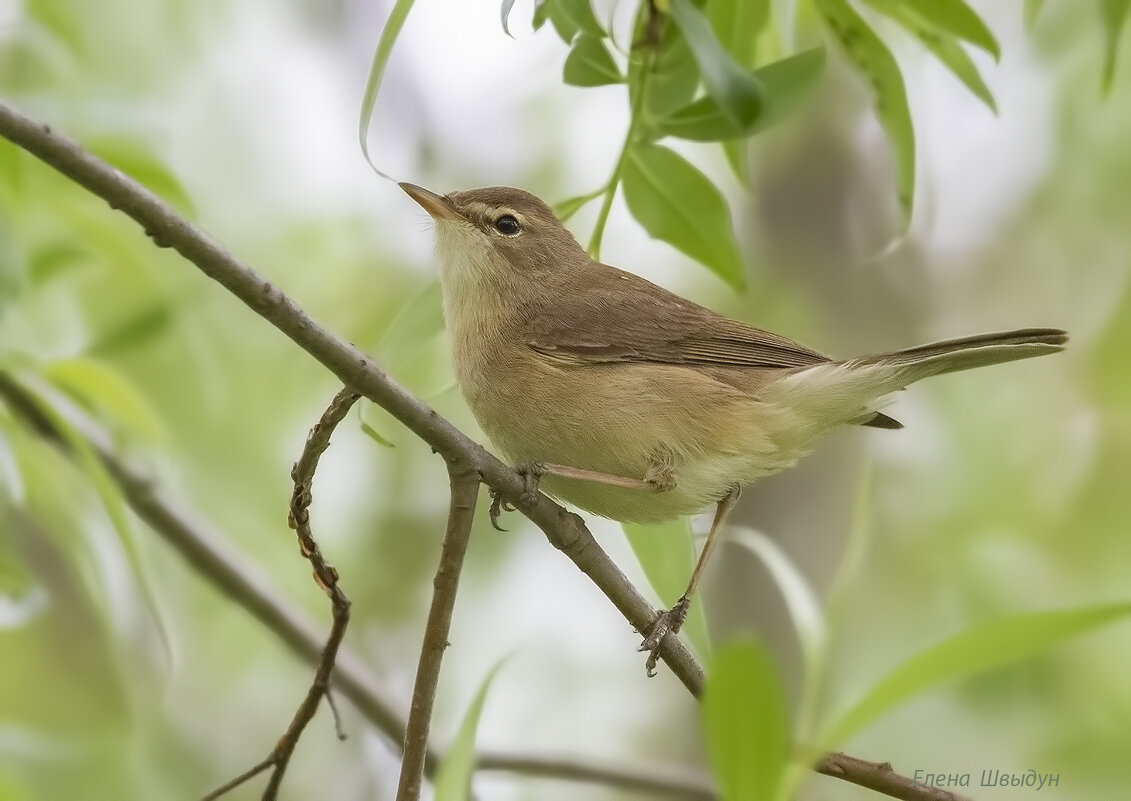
0, 100, 969, 801
397, 466, 479, 801
818, 754, 973, 801
477, 752, 715, 799
202, 387, 360, 800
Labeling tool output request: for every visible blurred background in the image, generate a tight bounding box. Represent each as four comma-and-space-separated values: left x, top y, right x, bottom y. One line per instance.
0, 0, 1128, 799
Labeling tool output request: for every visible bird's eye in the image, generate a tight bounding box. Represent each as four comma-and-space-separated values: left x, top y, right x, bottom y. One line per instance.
494, 214, 521, 236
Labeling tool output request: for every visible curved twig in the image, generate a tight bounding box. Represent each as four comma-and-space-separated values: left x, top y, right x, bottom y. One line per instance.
202, 387, 360, 800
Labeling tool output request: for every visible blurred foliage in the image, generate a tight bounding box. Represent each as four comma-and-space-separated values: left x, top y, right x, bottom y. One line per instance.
493, 0, 1124, 282
702, 639, 788, 801
1, 0, 1130, 800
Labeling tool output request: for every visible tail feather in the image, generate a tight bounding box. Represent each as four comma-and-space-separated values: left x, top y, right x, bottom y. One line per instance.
770, 328, 1067, 431
849, 327, 1067, 388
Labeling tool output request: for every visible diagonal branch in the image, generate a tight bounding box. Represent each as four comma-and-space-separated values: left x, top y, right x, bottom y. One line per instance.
0, 100, 970, 801
476, 752, 715, 799
397, 465, 479, 801
818, 754, 973, 801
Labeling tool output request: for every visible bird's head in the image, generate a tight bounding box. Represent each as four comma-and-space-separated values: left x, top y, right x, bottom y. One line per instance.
399, 183, 588, 294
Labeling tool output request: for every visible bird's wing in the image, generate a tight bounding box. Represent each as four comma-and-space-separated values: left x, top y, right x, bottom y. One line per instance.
525, 266, 831, 369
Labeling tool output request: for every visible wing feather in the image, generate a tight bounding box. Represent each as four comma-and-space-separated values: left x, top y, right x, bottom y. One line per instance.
526, 265, 830, 370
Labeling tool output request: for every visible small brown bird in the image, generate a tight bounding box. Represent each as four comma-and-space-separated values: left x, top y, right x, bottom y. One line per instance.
400, 182, 1067, 672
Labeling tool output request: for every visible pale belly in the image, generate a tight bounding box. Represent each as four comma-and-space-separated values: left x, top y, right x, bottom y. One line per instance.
460, 355, 808, 523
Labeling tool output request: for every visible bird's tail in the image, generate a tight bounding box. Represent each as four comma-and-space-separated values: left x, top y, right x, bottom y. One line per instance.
848, 328, 1068, 390
767, 328, 1067, 431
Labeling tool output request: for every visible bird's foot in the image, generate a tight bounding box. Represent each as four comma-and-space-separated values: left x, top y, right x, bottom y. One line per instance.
489, 462, 546, 531
638, 595, 691, 677
515, 462, 546, 506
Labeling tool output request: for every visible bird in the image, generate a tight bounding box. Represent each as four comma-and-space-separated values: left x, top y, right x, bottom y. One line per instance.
399, 182, 1067, 673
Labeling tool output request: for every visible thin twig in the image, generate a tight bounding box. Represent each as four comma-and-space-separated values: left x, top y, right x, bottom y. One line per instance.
397, 465, 480, 801
817, 753, 973, 801
199, 760, 274, 801
477, 752, 715, 799
0, 101, 969, 801
202, 387, 360, 800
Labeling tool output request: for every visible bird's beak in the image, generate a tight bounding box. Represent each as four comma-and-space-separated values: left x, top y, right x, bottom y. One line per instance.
398, 182, 463, 222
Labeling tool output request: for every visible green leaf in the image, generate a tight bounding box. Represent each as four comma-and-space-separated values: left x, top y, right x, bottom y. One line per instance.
819, 603, 1131, 749
539, 0, 604, 42
87, 138, 194, 216
23, 0, 85, 58
667, 0, 763, 127
657, 48, 826, 141
903, 0, 1000, 60
730, 528, 825, 669
359, 409, 395, 448
557, 0, 604, 37
434, 660, 508, 801
632, 22, 700, 117
703, 640, 789, 801
8, 374, 170, 653
622, 143, 745, 288
563, 34, 623, 86
623, 519, 710, 658
552, 188, 605, 221
827, 462, 876, 607
27, 241, 89, 286
918, 35, 996, 112
500, 0, 518, 37
86, 301, 178, 356
544, 3, 577, 42
816, 0, 915, 222
532, 0, 551, 31
0, 422, 25, 504
1102, 0, 1131, 93
374, 280, 445, 373
359, 0, 416, 171
706, 0, 770, 67
362, 281, 447, 447
43, 357, 167, 446
1024, 0, 1045, 28
864, 0, 996, 112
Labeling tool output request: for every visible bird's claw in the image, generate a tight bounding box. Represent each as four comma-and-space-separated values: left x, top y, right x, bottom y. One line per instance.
638, 596, 690, 677
487, 488, 515, 531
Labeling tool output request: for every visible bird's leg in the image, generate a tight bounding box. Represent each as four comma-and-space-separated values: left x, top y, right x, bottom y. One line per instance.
639, 484, 741, 677
489, 456, 674, 529
532, 462, 666, 491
